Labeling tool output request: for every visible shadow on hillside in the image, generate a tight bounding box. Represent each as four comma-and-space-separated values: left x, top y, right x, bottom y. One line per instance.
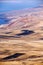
0, 53, 25, 61
14, 30, 34, 38
0, 30, 34, 38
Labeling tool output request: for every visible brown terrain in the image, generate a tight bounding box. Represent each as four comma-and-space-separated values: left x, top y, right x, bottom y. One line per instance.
0, 6, 43, 65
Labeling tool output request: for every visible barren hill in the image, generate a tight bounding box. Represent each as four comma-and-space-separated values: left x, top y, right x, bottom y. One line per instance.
0, 6, 43, 65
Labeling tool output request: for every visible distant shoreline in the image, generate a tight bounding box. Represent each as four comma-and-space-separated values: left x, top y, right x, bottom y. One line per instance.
0, 5, 43, 14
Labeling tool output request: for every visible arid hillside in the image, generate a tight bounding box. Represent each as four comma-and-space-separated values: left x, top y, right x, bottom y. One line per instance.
0, 6, 43, 65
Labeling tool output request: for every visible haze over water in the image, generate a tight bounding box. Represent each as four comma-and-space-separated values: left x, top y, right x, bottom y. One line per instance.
0, 0, 43, 24
0, 0, 43, 12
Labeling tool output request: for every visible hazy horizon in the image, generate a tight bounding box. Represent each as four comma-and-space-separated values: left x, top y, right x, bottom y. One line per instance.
0, 0, 43, 25
0, 0, 43, 12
